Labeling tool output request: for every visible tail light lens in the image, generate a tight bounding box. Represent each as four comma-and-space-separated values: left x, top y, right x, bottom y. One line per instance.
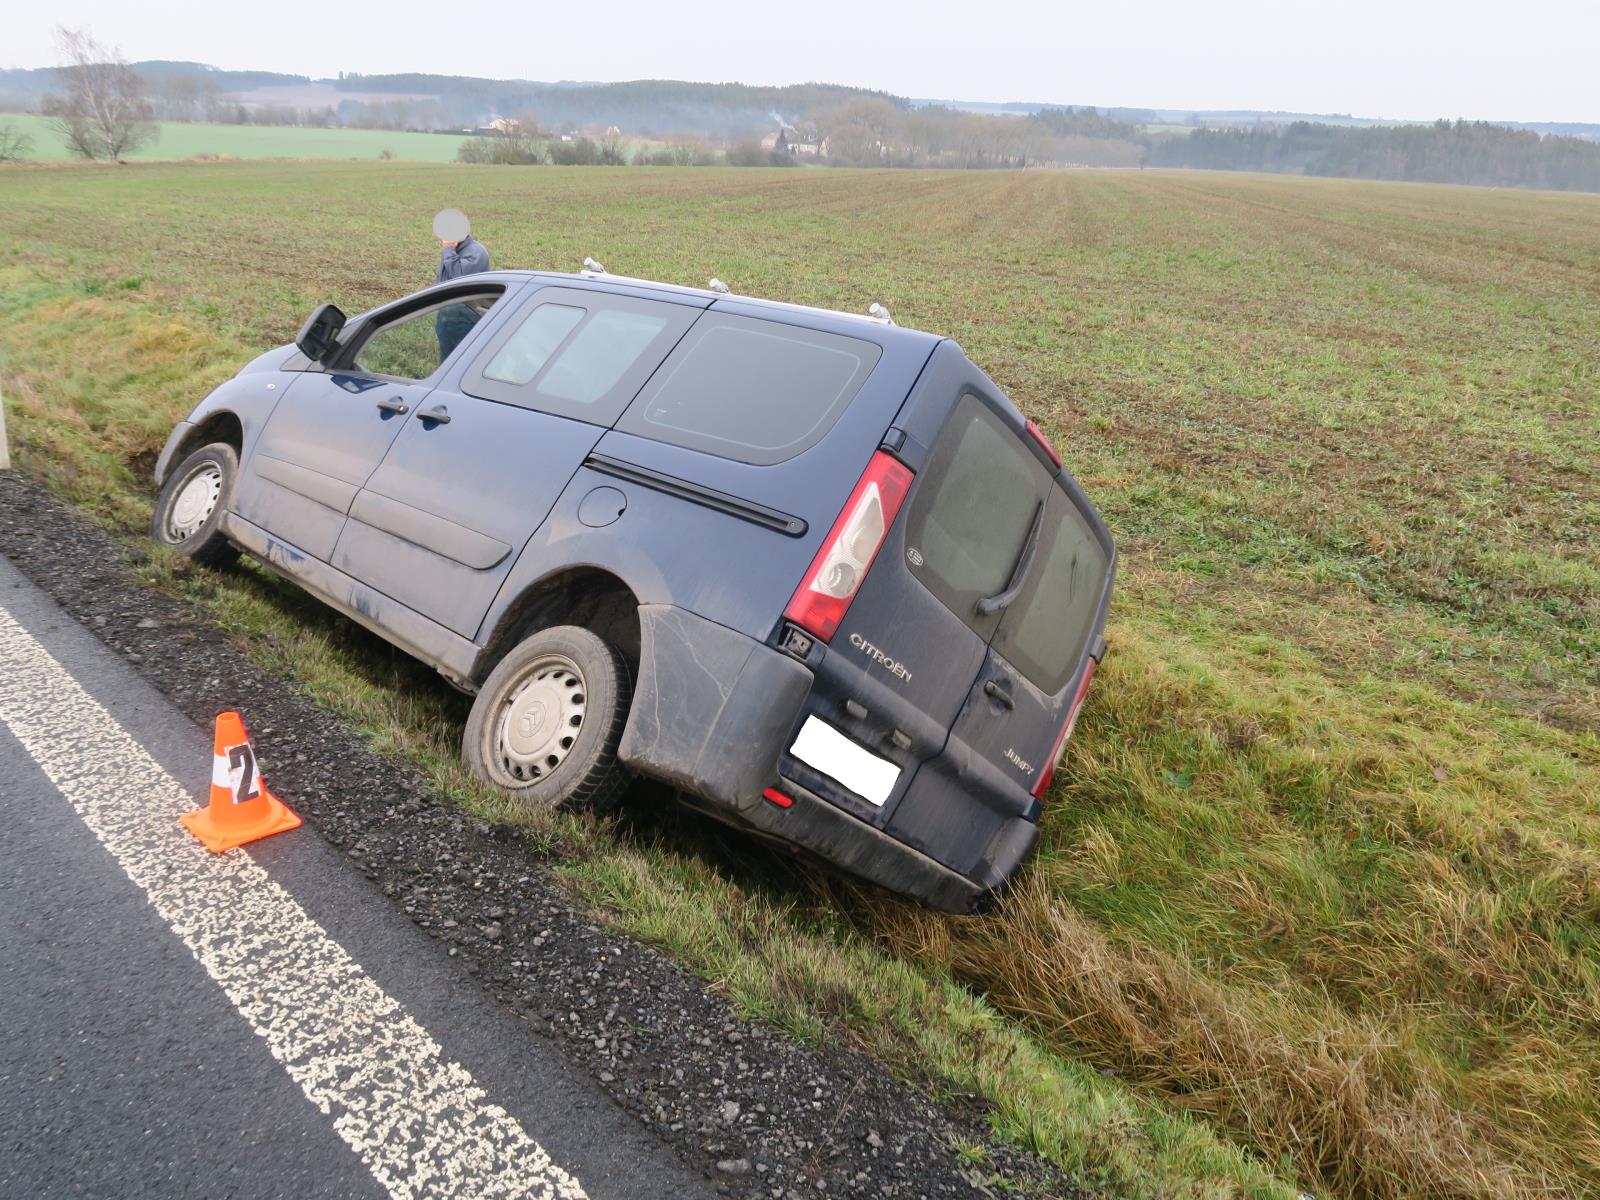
783, 450, 914, 642
1025, 419, 1062, 468
1032, 657, 1097, 798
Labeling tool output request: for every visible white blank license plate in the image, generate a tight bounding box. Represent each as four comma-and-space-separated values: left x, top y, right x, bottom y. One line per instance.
788, 716, 901, 807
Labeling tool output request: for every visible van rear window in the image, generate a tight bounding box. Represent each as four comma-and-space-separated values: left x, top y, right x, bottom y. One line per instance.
992, 491, 1110, 695
616, 313, 881, 465
903, 397, 1051, 637
904, 395, 1109, 695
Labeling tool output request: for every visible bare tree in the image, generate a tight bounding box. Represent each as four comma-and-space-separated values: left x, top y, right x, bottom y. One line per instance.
157, 73, 198, 121
0, 121, 33, 163
43, 26, 157, 162
667, 132, 712, 166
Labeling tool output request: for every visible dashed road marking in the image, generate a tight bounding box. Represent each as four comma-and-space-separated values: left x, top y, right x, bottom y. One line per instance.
0, 606, 588, 1200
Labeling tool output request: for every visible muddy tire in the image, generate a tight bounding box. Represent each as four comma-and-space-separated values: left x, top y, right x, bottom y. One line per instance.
463, 625, 633, 814
149, 442, 240, 568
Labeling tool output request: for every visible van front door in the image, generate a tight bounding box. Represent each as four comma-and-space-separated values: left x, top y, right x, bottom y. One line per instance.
234, 285, 507, 562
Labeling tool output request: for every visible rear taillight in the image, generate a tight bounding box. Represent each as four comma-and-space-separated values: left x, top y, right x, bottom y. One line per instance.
1025, 419, 1062, 468
1032, 657, 1098, 798
783, 450, 914, 642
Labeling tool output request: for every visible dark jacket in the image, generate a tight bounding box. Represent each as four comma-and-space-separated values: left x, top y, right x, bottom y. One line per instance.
436, 235, 491, 283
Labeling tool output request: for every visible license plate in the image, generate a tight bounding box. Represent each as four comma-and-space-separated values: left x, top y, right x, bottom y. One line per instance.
788, 716, 901, 807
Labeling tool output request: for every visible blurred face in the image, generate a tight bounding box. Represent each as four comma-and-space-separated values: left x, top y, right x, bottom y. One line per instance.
433, 209, 470, 249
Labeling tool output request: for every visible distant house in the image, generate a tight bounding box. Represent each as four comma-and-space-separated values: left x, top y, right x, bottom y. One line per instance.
762, 124, 821, 158
487, 116, 520, 133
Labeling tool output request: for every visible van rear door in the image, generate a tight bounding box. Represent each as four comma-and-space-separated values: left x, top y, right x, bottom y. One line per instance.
789, 341, 1113, 880
944, 474, 1114, 803
776, 354, 1072, 855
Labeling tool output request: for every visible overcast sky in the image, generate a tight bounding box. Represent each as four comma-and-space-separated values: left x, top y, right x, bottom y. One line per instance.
10, 0, 1600, 124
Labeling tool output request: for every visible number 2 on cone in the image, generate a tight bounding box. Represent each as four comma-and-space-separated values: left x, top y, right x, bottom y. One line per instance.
226, 743, 259, 803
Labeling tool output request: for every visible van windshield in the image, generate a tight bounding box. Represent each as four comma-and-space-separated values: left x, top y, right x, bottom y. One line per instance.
903, 395, 1108, 696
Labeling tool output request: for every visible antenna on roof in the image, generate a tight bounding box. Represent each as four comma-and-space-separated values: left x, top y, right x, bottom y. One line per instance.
868, 302, 894, 325
708, 278, 730, 294
582, 256, 607, 275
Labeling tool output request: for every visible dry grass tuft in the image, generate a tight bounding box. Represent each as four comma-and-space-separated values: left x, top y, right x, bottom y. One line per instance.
875, 875, 1546, 1200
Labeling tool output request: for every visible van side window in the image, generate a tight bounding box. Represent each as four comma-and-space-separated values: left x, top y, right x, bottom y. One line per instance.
537, 309, 672, 407
481, 304, 584, 384
351, 289, 504, 381
617, 313, 882, 466
462, 287, 698, 424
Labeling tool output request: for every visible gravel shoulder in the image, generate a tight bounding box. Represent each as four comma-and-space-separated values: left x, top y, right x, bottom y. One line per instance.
0, 469, 1082, 1200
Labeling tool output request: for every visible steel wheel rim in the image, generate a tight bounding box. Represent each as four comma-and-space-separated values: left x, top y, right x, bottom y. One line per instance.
168, 463, 222, 541
492, 652, 587, 785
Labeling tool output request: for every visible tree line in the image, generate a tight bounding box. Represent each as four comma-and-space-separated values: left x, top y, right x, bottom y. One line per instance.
451, 101, 1146, 171
337, 75, 899, 139
10, 30, 1600, 194
1149, 119, 1600, 192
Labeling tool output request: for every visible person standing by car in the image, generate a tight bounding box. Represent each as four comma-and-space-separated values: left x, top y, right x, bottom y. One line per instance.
433, 208, 491, 359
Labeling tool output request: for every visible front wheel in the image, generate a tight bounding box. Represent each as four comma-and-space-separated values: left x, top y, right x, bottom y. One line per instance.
462, 625, 633, 814
149, 442, 240, 568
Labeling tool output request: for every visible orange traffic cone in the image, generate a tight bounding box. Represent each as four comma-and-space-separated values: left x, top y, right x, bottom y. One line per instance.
180, 711, 301, 852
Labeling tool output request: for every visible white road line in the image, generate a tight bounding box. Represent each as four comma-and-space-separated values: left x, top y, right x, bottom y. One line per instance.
0, 607, 587, 1200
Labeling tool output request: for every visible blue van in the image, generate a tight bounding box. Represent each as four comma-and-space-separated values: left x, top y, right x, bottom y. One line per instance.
150, 267, 1115, 911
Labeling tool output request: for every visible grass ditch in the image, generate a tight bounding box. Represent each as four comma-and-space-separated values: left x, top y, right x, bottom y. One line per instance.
0, 269, 1294, 1198
2, 163, 1597, 1199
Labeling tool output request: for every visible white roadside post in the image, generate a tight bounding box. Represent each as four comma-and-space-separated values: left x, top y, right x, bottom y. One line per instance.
0, 383, 11, 471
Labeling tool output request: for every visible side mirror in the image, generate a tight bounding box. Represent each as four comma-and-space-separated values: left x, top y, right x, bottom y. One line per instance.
295, 303, 347, 364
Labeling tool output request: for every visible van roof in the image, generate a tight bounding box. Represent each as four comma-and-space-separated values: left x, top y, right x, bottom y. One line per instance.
471, 269, 944, 348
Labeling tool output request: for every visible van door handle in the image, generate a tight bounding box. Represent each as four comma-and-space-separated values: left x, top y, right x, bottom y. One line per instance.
375, 396, 409, 415
984, 678, 1014, 709
417, 404, 451, 425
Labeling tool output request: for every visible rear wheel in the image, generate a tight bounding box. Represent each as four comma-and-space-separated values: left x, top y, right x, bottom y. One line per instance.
149, 442, 240, 568
463, 625, 632, 814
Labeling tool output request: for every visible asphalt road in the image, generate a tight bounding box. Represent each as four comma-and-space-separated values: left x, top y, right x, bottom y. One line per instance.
0, 552, 713, 1200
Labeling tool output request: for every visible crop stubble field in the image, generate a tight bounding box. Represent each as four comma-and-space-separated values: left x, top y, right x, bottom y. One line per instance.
0, 162, 1596, 1200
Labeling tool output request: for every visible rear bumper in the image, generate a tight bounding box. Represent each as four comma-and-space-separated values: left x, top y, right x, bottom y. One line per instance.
742, 778, 989, 912
617, 604, 1038, 912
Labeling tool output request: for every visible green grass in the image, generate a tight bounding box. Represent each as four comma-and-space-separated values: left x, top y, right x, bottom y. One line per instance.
0, 113, 466, 162
1, 160, 1596, 1200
